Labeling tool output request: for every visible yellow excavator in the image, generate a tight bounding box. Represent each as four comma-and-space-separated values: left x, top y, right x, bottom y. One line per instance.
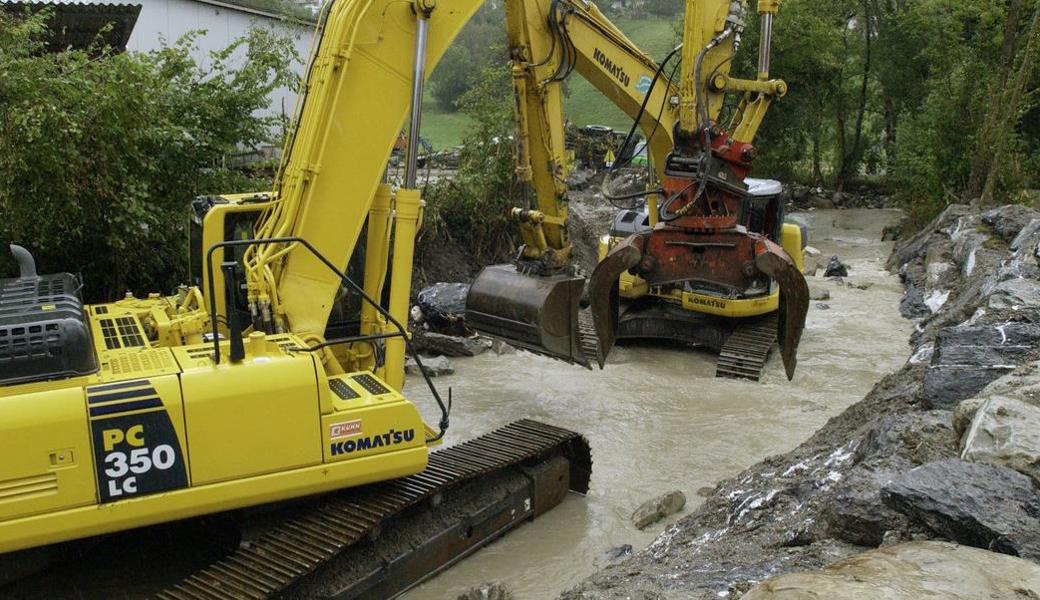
0, 0, 803, 593
466, 0, 809, 381
0, 0, 600, 574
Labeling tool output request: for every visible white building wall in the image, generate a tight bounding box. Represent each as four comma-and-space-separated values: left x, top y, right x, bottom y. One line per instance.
44, 0, 316, 120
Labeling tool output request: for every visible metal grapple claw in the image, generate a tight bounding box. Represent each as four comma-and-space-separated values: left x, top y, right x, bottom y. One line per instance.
586, 234, 645, 367
754, 238, 809, 380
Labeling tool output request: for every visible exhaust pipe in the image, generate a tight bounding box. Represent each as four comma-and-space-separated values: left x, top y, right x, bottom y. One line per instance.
9, 245, 37, 278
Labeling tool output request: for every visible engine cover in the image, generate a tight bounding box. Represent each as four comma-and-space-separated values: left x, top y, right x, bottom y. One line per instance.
0, 272, 98, 385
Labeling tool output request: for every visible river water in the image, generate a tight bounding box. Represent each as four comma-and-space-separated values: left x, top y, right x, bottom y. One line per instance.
402, 208, 913, 599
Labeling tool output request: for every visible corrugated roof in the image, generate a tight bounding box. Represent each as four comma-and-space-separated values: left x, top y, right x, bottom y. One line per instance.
0, 2, 142, 53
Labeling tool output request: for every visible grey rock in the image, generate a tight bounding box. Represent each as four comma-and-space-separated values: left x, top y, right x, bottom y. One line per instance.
922, 323, 1040, 408
416, 283, 470, 335
853, 411, 955, 466
952, 396, 986, 439
962, 395, 1040, 485
899, 282, 931, 319
742, 542, 1040, 599
881, 459, 1040, 559
815, 303, 831, 310
457, 582, 512, 600
825, 469, 910, 547
809, 285, 830, 301
987, 277, 1040, 311
490, 339, 516, 355
982, 204, 1040, 241
565, 168, 595, 190
631, 491, 686, 530
923, 365, 1016, 409
412, 330, 491, 357
1011, 218, 1040, 251
595, 544, 633, 567
824, 256, 849, 278
404, 355, 454, 377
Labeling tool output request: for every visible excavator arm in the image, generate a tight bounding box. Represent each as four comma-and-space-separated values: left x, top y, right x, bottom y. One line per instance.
470, 0, 809, 379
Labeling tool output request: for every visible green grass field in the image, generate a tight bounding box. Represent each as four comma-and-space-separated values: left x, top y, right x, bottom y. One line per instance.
421, 17, 676, 149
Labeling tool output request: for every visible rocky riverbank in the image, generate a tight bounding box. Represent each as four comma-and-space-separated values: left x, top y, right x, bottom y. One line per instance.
561, 202, 1040, 599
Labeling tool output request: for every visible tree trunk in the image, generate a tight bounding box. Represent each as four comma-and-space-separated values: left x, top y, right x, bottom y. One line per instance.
981, 4, 1040, 204
836, 1, 873, 190
968, 0, 1024, 197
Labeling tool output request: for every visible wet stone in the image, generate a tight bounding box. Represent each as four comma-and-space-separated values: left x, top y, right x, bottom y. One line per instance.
457, 582, 512, 600
809, 285, 830, 301
412, 329, 491, 357
899, 282, 930, 319
595, 544, 633, 568
742, 542, 1040, 599
961, 395, 1040, 485
631, 491, 686, 530
824, 256, 849, 278
404, 355, 453, 377
416, 282, 470, 335
881, 459, 1040, 560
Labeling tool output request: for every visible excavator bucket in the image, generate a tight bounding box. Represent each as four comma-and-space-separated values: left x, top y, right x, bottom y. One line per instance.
754, 238, 810, 380
466, 264, 593, 368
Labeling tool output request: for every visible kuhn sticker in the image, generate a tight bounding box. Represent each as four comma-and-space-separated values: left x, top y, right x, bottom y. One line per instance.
329, 420, 362, 439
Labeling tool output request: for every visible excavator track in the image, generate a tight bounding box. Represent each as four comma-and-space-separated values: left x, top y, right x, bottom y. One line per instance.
715, 314, 779, 381
156, 420, 591, 600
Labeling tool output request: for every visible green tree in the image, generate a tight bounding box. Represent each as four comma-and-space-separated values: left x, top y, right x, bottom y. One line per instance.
0, 12, 298, 300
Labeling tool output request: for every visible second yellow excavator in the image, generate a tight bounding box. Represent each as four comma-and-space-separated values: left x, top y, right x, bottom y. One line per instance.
466, 0, 810, 381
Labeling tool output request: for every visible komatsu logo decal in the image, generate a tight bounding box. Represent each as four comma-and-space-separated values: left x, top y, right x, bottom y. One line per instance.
331, 428, 415, 456
691, 296, 728, 309
593, 48, 631, 88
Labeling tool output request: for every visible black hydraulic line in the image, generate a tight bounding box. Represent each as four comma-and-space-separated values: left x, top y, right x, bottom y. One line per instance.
204, 237, 451, 442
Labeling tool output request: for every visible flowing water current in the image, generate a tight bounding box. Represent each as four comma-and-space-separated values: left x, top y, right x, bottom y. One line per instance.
403, 209, 913, 599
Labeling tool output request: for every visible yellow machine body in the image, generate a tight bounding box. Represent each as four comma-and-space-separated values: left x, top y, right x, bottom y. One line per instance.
604, 222, 804, 318
0, 293, 426, 554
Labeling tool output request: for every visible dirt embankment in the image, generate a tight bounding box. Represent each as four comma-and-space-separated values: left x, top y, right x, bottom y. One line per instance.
561, 203, 1040, 599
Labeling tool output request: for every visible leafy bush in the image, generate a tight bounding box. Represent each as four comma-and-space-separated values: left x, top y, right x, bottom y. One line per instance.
420, 66, 519, 268
0, 12, 297, 301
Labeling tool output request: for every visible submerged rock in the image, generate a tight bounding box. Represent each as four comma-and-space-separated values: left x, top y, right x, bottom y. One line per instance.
824, 256, 849, 278
631, 491, 686, 530
809, 285, 830, 301
412, 330, 491, 357
595, 544, 633, 568
742, 541, 1040, 599
881, 459, 1040, 559
404, 355, 454, 377
457, 582, 512, 600
961, 395, 1040, 485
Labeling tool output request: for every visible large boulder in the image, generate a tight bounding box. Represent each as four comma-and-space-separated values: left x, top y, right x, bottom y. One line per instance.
961, 395, 1040, 485
416, 283, 470, 335
982, 204, 1040, 242
631, 491, 686, 530
881, 459, 1040, 559
922, 323, 1040, 408
742, 541, 1040, 599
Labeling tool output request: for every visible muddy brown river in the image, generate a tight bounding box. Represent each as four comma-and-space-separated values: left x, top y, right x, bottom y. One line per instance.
403, 208, 913, 599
